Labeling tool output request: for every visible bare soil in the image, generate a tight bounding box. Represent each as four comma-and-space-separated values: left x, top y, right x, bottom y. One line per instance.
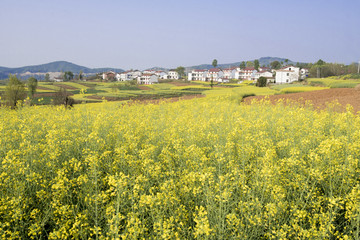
243, 88, 360, 113
36, 86, 54, 91
54, 84, 78, 90
137, 86, 152, 90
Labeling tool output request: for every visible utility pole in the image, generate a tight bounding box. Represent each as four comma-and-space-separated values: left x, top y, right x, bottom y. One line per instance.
358, 60, 360, 74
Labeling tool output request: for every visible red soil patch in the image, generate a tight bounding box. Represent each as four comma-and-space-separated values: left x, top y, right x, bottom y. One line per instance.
36, 86, 54, 91
169, 82, 192, 86
243, 88, 360, 113
86, 95, 121, 101
137, 86, 152, 90
76, 82, 96, 88
54, 84, 78, 90
34, 92, 74, 97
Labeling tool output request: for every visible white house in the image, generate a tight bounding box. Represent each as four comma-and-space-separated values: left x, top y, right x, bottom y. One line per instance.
207, 68, 224, 82
222, 67, 237, 80
102, 71, 116, 81
235, 67, 257, 80
259, 67, 270, 72
255, 71, 275, 83
116, 70, 142, 81
255, 71, 273, 79
155, 71, 168, 79
275, 66, 300, 84
143, 69, 156, 74
168, 70, 179, 80
116, 71, 132, 81
300, 68, 309, 80
188, 69, 208, 81
137, 74, 159, 85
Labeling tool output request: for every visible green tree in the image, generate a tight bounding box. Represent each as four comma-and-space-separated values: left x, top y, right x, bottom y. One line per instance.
27, 77, 38, 98
284, 59, 289, 65
212, 59, 218, 68
53, 87, 75, 107
254, 59, 260, 71
210, 59, 218, 88
270, 61, 281, 70
78, 70, 83, 80
63, 71, 74, 81
246, 61, 254, 68
175, 66, 185, 79
315, 59, 326, 78
5, 74, 26, 109
239, 61, 246, 69
256, 76, 267, 87
45, 73, 50, 81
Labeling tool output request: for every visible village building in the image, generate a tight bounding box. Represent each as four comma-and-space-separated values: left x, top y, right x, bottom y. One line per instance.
102, 71, 116, 81
168, 70, 179, 80
222, 67, 237, 80
255, 70, 275, 83
207, 68, 224, 82
137, 74, 158, 85
155, 71, 168, 79
143, 69, 156, 74
188, 69, 208, 81
275, 66, 300, 84
116, 70, 142, 81
300, 68, 309, 80
235, 67, 257, 80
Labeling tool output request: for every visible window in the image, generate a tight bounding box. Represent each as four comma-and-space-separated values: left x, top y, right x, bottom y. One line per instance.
287, 73, 289, 76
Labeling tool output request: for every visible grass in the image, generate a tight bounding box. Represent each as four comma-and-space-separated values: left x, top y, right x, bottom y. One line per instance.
307, 78, 360, 88
279, 86, 329, 94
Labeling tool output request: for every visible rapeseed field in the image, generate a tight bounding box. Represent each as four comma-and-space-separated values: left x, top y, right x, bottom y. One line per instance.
1, 96, 360, 239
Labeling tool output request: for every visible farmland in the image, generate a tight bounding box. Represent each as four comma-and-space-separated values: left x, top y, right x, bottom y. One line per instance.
1, 78, 360, 239
1, 78, 360, 238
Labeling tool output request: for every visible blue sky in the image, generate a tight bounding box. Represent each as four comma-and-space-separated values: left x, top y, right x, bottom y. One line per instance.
0, 0, 359, 70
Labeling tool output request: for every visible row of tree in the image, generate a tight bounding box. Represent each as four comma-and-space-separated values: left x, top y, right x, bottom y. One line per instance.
2, 75, 38, 108
1, 74, 74, 109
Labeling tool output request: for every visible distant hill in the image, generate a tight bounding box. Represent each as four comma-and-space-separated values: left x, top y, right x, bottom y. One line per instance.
187, 57, 299, 70
145, 67, 169, 71
0, 61, 124, 79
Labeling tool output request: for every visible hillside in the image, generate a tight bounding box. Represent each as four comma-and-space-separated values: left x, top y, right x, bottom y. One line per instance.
187, 57, 298, 70
0, 61, 124, 79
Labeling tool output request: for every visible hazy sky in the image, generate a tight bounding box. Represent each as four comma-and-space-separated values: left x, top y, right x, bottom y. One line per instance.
1, 0, 359, 70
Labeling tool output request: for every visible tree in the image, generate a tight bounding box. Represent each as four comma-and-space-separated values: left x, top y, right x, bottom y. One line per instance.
63, 71, 74, 82
254, 59, 260, 71
5, 74, 26, 109
212, 59, 218, 68
27, 77, 38, 98
175, 66, 185, 79
256, 76, 267, 87
315, 59, 326, 78
78, 70, 83, 80
270, 61, 281, 70
246, 61, 254, 68
45, 73, 50, 81
53, 87, 75, 107
284, 59, 289, 65
239, 61, 246, 69
210, 59, 218, 88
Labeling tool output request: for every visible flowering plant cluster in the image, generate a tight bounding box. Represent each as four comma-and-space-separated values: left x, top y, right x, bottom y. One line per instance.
0, 97, 359, 239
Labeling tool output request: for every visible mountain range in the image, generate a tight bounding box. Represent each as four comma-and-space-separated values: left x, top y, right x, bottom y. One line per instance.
0, 61, 124, 79
0, 57, 299, 79
185, 57, 297, 70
